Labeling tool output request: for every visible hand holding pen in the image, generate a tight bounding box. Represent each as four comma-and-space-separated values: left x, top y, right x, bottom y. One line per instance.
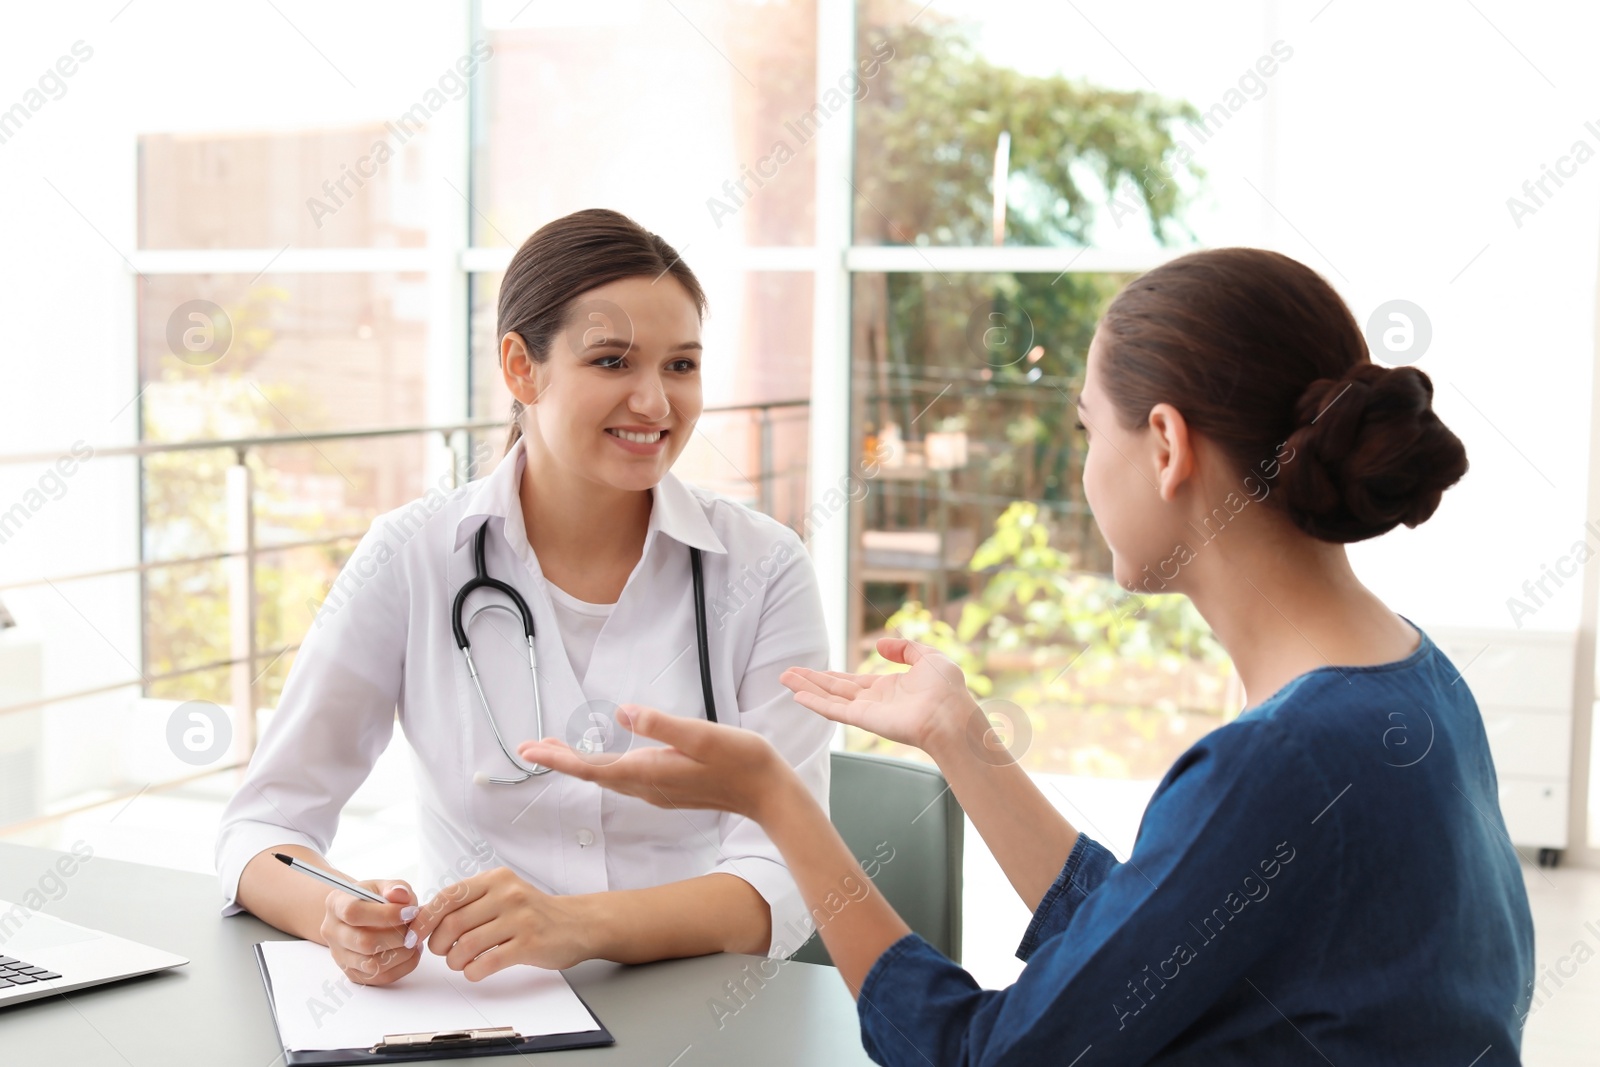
274, 853, 422, 988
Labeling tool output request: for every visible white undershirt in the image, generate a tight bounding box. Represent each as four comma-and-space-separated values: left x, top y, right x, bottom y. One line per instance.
542, 579, 615, 685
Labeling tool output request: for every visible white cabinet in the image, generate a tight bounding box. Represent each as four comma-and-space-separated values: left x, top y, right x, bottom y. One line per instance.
1426, 626, 1575, 855
1495, 779, 1568, 847
1479, 709, 1572, 778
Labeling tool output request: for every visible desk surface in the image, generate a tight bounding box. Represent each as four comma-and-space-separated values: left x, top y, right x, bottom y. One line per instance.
0, 842, 875, 1066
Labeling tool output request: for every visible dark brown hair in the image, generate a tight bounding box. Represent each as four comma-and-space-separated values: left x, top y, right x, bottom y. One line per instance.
1097, 248, 1467, 543
498, 208, 708, 452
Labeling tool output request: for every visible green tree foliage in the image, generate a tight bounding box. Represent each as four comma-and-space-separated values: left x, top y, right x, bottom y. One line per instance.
852, 10, 1206, 544
858, 502, 1225, 689
957, 501, 1225, 691
847, 504, 1234, 765
843, 15, 1231, 765
863, 270, 1128, 530
854, 9, 1203, 247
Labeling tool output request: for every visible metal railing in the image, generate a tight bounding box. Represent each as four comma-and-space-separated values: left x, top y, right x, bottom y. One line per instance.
0, 399, 811, 751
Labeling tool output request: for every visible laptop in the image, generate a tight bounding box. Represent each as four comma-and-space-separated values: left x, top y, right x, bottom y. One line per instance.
0, 898, 188, 1007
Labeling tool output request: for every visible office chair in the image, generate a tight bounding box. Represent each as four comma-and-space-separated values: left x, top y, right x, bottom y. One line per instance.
790, 750, 964, 965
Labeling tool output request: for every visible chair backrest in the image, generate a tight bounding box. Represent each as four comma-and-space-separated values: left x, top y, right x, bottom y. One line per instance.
789, 751, 963, 965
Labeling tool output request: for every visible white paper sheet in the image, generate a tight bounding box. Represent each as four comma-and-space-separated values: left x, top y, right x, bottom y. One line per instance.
257, 939, 603, 1052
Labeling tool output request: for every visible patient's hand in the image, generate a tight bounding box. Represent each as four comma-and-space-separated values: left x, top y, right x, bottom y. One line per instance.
779, 637, 979, 754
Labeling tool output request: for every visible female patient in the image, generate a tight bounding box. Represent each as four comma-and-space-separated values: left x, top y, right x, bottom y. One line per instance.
525, 248, 1537, 1065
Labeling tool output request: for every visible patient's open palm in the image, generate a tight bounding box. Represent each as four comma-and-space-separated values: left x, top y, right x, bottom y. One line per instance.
780, 637, 976, 750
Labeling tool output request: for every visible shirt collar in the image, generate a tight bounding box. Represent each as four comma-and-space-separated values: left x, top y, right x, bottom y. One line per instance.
452, 446, 727, 556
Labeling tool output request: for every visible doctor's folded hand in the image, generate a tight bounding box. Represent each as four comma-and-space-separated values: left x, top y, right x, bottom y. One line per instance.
404, 867, 593, 979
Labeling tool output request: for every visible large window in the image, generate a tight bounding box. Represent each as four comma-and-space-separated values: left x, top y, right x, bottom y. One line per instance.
466, 4, 1239, 776
851, 0, 1210, 255
472, 0, 819, 250
135, 174, 436, 709
837, 4, 1233, 780
841, 268, 1236, 777
466, 0, 823, 519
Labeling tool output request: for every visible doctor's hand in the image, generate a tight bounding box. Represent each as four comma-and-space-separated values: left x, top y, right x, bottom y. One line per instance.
516, 706, 791, 824
322, 880, 423, 987
779, 637, 980, 755
406, 868, 589, 979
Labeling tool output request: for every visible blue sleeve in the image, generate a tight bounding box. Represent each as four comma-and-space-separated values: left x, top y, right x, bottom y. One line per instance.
855, 718, 1340, 1067
1016, 834, 1122, 962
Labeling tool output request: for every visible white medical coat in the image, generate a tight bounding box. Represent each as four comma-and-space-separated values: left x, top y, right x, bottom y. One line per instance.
214, 445, 833, 956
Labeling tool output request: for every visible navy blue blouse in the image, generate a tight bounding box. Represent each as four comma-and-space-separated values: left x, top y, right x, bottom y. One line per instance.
857, 623, 1535, 1065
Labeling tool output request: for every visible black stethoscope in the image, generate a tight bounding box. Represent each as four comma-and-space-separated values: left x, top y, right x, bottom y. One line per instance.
453, 522, 718, 784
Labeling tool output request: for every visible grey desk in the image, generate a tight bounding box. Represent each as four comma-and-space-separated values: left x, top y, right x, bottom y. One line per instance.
0, 842, 875, 1065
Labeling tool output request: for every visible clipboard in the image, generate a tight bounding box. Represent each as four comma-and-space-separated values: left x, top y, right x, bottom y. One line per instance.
253, 943, 616, 1065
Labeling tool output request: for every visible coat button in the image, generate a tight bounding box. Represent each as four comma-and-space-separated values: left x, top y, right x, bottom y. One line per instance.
575, 828, 595, 848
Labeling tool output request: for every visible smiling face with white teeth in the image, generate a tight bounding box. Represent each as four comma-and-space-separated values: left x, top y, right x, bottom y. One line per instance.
503, 274, 702, 496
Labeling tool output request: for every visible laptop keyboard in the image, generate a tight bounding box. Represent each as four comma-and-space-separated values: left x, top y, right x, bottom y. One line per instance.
0, 955, 63, 987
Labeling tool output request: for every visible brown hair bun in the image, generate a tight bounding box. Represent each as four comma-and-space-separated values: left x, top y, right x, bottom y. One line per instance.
1098, 248, 1469, 544
1279, 363, 1467, 543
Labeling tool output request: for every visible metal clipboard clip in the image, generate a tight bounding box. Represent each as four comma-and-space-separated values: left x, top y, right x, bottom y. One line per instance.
371, 1025, 522, 1052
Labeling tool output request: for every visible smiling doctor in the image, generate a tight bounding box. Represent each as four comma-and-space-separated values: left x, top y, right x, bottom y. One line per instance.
215, 208, 833, 987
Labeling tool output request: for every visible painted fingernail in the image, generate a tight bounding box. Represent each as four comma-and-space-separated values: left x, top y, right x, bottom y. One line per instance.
404, 929, 418, 949
400, 906, 418, 922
